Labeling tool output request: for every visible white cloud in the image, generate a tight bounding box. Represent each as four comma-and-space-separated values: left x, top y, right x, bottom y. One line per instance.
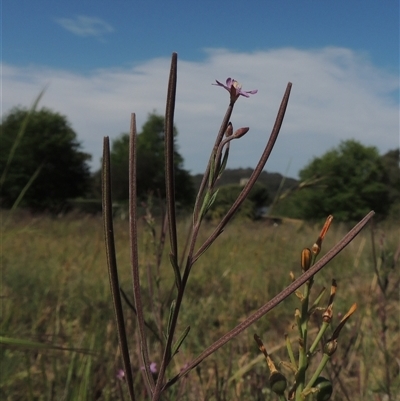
55, 15, 113, 37
2, 48, 399, 177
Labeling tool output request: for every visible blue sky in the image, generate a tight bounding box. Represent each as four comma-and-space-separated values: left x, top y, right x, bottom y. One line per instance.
2, 1, 399, 178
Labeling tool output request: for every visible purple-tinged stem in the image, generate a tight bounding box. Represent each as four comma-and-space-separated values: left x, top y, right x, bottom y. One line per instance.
102, 137, 136, 401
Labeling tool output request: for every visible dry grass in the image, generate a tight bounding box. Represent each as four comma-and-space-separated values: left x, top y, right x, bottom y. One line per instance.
1, 211, 399, 400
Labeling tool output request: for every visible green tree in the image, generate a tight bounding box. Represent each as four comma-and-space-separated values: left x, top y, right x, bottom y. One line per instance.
110, 113, 195, 207
381, 148, 400, 219
290, 140, 390, 221
208, 182, 269, 221
0, 107, 91, 212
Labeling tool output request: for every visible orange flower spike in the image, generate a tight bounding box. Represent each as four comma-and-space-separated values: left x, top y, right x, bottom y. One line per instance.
312, 215, 334, 256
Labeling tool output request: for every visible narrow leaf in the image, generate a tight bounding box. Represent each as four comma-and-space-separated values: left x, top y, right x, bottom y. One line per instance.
200, 189, 219, 220
208, 155, 216, 188
217, 146, 230, 179
166, 300, 176, 338
164, 300, 177, 360
206, 190, 219, 211
0, 336, 95, 355
169, 253, 182, 290
0, 87, 47, 188
171, 326, 191, 357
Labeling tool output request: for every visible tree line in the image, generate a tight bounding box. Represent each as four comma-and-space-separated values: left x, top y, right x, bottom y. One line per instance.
1, 106, 399, 221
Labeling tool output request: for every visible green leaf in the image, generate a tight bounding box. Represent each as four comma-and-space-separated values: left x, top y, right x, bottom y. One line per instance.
207, 190, 219, 210
166, 300, 176, 339
200, 189, 220, 219
0, 336, 95, 355
169, 253, 182, 290
217, 147, 230, 180
171, 326, 190, 357
208, 155, 217, 188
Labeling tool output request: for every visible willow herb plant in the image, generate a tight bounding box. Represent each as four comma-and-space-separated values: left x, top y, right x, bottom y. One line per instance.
102, 52, 375, 401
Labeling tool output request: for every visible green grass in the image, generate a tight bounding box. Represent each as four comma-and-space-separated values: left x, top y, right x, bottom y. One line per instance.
1, 211, 399, 400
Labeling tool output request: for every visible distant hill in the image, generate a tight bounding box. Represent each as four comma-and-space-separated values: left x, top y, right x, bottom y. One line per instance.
191, 168, 298, 204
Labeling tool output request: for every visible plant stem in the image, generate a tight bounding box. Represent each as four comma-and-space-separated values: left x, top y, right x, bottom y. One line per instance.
128, 114, 155, 393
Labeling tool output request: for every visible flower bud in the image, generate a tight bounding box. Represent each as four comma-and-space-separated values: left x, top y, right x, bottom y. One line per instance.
289, 271, 295, 282
301, 248, 312, 271
323, 339, 338, 356
233, 127, 249, 139
116, 369, 125, 381
225, 122, 233, 137
314, 376, 333, 401
319, 215, 333, 240
322, 307, 333, 324
322, 280, 337, 323
311, 240, 321, 256
312, 215, 333, 256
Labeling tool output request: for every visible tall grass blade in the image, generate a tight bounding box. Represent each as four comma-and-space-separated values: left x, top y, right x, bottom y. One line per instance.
0, 336, 95, 354
10, 163, 44, 210
0, 87, 46, 188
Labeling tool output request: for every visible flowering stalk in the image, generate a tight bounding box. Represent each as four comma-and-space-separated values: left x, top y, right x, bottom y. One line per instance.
151, 62, 250, 399
252, 217, 362, 401
294, 217, 334, 400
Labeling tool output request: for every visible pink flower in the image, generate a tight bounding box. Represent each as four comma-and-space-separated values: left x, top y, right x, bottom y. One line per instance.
180, 362, 190, 372
141, 362, 158, 374
213, 78, 258, 103
116, 369, 125, 381
149, 362, 158, 374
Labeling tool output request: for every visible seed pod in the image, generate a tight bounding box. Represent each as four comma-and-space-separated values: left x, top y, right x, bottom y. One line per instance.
269, 371, 287, 396
254, 334, 287, 396
314, 376, 333, 401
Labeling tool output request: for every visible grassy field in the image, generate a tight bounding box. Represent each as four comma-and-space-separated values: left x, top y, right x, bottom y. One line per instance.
1, 211, 399, 400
